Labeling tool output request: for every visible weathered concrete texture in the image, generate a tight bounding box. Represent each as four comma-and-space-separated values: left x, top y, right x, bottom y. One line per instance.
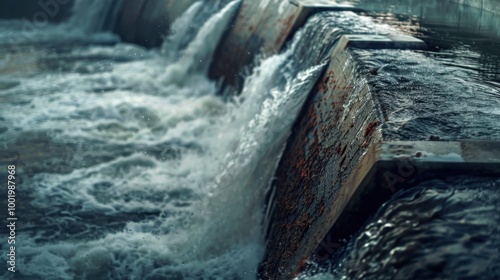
114, 0, 200, 47
262, 34, 386, 279
209, 0, 303, 90
0, 0, 74, 22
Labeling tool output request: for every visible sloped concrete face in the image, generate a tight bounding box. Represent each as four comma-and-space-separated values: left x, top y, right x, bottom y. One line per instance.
114, 0, 200, 47
262, 33, 386, 279
134, 0, 171, 47
208, 0, 303, 91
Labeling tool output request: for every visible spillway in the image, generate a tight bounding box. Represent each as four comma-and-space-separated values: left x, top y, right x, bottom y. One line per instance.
0, 0, 499, 279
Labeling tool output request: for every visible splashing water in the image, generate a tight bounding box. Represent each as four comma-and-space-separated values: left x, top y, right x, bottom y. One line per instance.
160, 0, 241, 86
0, 1, 326, 279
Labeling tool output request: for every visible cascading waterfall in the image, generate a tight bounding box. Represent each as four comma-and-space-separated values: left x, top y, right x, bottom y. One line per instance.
160, 0, 241, 86
161, 1, 205, 61
0, 1, 327, 279
2, 1, 499, 280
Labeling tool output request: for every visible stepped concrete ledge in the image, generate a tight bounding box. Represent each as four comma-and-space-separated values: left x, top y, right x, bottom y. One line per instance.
341, 34, 426, 49
290, 0, 364, 11
316, 140, 500, 261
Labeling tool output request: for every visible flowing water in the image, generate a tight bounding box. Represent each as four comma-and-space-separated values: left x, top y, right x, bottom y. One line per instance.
1, 1, 500, 279
0, 1, 326, 279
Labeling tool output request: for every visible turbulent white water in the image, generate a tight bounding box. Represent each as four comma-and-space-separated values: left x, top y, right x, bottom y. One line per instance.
0, 1, 325, 279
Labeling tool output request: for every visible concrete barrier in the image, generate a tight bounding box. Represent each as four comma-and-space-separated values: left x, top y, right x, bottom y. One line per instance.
261, 32, 427, 279
112, 0, 360, 84
5, 0, 498, 278
262, 10, 500, 275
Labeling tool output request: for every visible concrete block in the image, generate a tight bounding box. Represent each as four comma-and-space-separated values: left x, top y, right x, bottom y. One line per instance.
134, 0, 170, 47
261, 22, 499, 277
208, 0, 302, 90
342, 34, 427, 49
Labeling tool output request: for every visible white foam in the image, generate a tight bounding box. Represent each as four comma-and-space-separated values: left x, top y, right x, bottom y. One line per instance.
0, 1, 324, 279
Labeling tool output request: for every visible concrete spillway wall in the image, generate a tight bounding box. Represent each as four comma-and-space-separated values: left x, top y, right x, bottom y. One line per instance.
261, 32, 431, 278
208, 0, 305, 90
112, 0, 364, 90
